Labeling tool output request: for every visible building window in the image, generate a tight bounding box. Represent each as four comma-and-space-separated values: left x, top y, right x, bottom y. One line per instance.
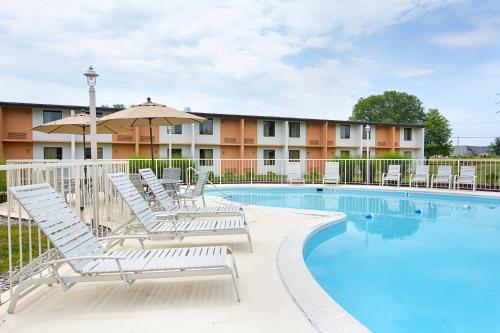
84, 147, 103, 159
96, 112, 103, 118
362, 127, 371, 140
199, 149, 213, 166
199, 118, 213, 135
264, 149, 275, 165
404, 128, 412, 141
43, 110, 62, 124
289, 149, 300, 162
362, 150, 371, 158
263, 121, 275, 137
340, 125, 350, 139
172, 124, 182, 134
403, 151, 412, 158
340, 150, 350, 158
44, 147, 63, 160
171, 148, 182, 157
289, 122, 300, 138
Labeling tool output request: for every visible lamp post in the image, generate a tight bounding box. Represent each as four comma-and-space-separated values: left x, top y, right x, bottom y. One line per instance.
83, 65, 99, 231
365, 124, 371, 185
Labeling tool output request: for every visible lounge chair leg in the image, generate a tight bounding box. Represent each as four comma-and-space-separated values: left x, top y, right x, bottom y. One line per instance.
246, 231, 253, 253
7, 281, 26, 314
231, 272, 240, 302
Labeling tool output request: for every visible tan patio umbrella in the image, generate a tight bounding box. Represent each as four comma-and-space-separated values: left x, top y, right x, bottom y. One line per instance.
31, 113, 131, 159
97, 97, 206, 173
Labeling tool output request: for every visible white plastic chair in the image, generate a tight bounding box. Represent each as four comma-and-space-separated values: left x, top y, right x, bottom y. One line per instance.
409, 165, 429, 188
287, 162, 305, 184
381, 165, 401, 187
323, 162, 340, 185
454, 166, 477, 191
431, 165, 453, 189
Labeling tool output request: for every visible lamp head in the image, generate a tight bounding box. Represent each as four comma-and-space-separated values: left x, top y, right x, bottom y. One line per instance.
83, 65, 99, 87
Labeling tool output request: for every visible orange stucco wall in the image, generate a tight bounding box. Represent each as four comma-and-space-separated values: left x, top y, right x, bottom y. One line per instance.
112, 129, 135, 143
306, 122, 324, 146
138, 126, 159, 143
112, 144, 136, 159
221, 146, 241, 175
2, 107, 33, 140
220, 118, 241, 144
394, 127, 400, 148
375, 126, 391, 147
327, 123, 336, 146
4, 142, 33, 159
243, 119, 257, 145
139, 144, 159, 158
375, 148, 392, 155
306, 147, 324, 173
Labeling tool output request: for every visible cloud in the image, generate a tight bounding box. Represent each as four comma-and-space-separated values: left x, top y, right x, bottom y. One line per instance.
0, 0, 454, 119
431, 28, 498, 48
391, 67, 435, 78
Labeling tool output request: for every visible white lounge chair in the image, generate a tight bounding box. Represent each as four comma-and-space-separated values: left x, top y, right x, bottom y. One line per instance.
7, 183, 240, 313
139, 168, 247, 222
109, 173, 252, 251
381, 165, 401, 187
409, 165, 429, 188
287, 162, 305, 184
454, 166, 477, 191
431, 165, 453, 189
176, 170, 209, 206
323, 162, 340, 185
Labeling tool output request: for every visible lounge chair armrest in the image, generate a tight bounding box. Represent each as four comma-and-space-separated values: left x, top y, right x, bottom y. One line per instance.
45, 255, 127, 266
99, 235, 150, 250
153, 211, 178, 218
98, 235, 149, 241
110, 223, 144, 234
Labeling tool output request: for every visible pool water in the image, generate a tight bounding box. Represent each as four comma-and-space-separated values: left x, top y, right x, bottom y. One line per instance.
217, 187, 500, 333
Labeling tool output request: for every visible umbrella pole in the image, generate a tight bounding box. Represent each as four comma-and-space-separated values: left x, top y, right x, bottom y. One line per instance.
149, 118, 155, 174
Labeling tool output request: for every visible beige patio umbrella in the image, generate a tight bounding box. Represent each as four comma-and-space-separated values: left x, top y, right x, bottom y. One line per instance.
31, 113, 131, 159
97, 97, 206, 173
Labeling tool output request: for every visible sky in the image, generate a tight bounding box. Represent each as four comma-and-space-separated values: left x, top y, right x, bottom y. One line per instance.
0, 0, 499, 145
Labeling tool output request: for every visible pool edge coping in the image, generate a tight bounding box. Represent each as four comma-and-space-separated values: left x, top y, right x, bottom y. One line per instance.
277, 214, 371, 333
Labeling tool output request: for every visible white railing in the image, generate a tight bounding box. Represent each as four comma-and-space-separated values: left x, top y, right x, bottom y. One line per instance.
125, 158, 500, 191
0, 159, 128, 305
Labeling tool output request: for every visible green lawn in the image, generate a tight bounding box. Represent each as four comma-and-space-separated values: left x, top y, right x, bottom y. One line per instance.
0, 224, 48, 274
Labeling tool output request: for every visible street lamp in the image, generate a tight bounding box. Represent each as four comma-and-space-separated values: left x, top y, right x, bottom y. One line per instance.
83, 65, 99, 231
365, 124, 371, 185
83, 66, 99, 161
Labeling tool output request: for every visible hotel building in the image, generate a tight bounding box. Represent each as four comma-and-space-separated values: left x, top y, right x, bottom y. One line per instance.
0, 102, 425, 168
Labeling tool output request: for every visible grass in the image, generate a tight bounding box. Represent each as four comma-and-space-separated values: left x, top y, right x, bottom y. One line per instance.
0, 224, 48, 274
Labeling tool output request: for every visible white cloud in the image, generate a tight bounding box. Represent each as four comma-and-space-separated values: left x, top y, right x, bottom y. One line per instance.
431, 28, 498, 48
391, 67, 435, 78
0, 0, 453, 119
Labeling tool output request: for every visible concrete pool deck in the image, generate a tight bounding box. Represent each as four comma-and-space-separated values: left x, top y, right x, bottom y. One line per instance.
0, 197, 340, 333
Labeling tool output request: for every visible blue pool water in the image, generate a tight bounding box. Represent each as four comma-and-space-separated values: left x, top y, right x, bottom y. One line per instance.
216, 187, 500, 333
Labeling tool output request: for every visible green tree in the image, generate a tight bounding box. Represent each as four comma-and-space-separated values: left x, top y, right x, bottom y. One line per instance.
489, 137, 500, 156
112, 104, 125, 109
350, 91, 425, 124
424, 108, 452, 157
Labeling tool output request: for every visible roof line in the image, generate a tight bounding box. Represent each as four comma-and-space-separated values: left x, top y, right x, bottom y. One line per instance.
0, 101, 425, 127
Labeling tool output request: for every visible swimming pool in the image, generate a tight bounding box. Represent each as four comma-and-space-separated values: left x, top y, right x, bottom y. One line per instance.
217, 187, 500, 332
